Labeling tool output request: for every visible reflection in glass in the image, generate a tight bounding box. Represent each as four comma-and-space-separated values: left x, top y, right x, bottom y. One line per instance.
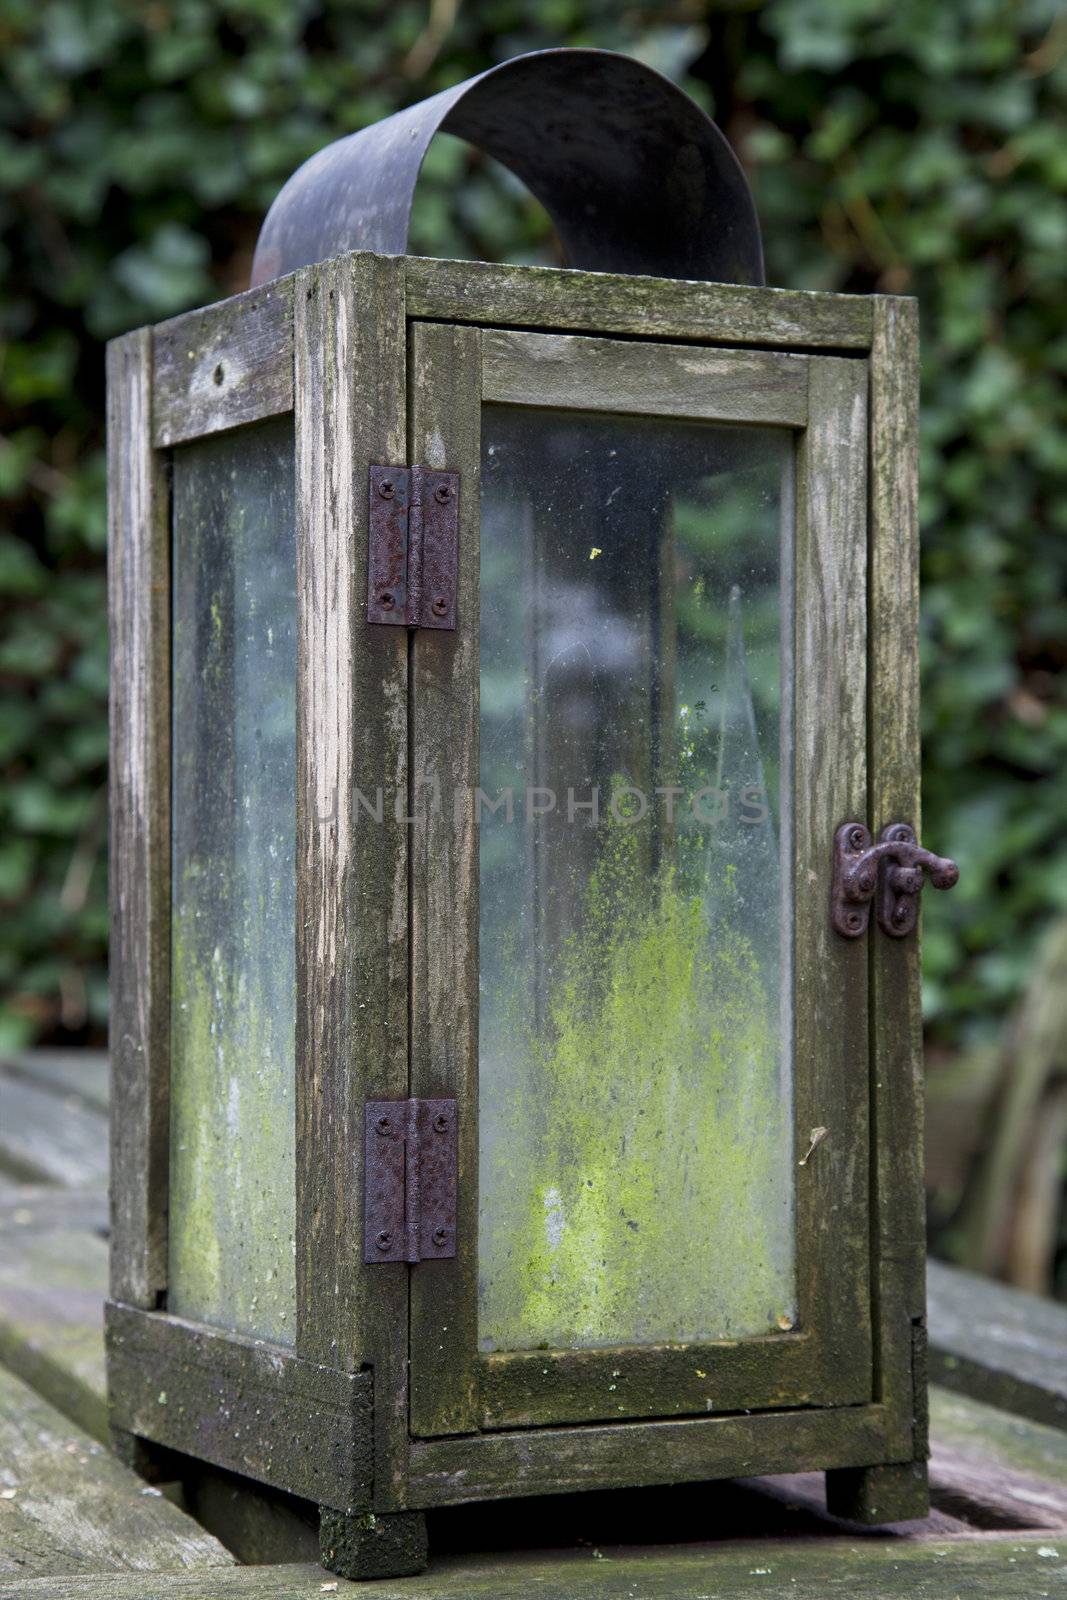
478, 408, 795, 1352
169, 417, 296, 1345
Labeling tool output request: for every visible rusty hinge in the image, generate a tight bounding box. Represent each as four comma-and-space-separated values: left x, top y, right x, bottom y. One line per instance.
363, 1099, 457, 1263
367, 464, 459, 629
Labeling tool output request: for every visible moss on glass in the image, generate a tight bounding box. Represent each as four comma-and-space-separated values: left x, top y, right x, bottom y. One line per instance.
479, 794, 794, 1352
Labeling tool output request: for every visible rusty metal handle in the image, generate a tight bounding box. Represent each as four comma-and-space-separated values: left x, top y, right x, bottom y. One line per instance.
832, 822, 959, 939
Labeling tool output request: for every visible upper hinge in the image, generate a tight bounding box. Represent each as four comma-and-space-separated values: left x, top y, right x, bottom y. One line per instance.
367, 464, 459, 629
363, 1098, 457, 1264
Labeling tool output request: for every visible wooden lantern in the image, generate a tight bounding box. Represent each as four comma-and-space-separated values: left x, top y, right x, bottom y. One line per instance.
106, 49, 956, 1580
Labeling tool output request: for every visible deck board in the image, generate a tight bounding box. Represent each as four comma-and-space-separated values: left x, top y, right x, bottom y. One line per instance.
0, 1363, 232, 1579
0, 1071, 108, 1188
928, 1258, 1067, 1431
0, 1536, 1065, 1599
0, 1223, 107, 1441
0, 1052, 110, 1116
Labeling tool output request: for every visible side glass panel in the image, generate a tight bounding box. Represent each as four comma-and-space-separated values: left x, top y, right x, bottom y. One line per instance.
169, 416, 297, 1345
478, 408, 794, 1353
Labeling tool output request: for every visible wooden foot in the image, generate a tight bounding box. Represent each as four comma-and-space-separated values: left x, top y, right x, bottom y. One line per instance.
320, 1507, 428, 1580
826, 1460, 929, 1524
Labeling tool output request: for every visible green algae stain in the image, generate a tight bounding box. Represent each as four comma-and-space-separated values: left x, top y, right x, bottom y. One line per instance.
479, 796, 795, 1353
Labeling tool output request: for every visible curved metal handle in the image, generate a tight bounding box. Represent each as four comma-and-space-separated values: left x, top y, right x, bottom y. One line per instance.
833, 822, 959, 939
251, 48, 764, 289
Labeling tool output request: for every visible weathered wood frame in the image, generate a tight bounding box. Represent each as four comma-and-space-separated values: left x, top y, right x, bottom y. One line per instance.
107, 250, 924, 1518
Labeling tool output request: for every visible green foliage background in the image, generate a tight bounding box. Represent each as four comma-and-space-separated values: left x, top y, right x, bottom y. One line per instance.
0, 0, 1064, 1049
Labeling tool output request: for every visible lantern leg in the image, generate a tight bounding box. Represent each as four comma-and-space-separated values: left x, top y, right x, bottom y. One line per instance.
825, 1460, 929, 1524
319, 1506, 428, 1580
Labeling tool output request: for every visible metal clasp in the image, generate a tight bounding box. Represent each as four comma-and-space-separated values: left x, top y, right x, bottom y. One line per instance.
832, 822, 959, 939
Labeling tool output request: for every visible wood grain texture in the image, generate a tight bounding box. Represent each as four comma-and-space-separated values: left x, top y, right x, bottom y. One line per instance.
479, 1333, 857, 1433
0, 1187, 108, 1236
0, 1072, 108, 1188
106, 329, 169, 1309
106, 1302, 373, 1511
407, 322, 482, 1441
0, 1362, 231, 1578
792, 355, 872, 1402
152, 278, 294, 446
292, 253, 410, 1508
2, 1539, 1066, 1600
866, 297, 926, 1465
406, 1405, 890, 1507
0, 1050, 110, 1114
481, 330, 809, 424
406, 255, 874, 351
929, 1385, 1067, 1528
928, 1258, 1067, 1430
0, 1223, 108, 1441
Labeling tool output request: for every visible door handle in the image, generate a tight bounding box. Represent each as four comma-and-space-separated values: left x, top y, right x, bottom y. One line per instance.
832, 822, 959, 939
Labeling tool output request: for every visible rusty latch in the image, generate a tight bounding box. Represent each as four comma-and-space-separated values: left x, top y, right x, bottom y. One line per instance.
363, 1099, 457, 1264
832, 822, 959, 939
367, 464, 459, 629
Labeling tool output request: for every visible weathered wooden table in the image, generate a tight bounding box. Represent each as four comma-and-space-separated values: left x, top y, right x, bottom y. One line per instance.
1, 1050, 1064, 1599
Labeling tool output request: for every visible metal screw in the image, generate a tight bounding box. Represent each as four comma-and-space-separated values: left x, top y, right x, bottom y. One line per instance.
430, 597, 448, 617
431, 1227, 447, 1247
375, 1229, 392, 1251
378, 479, 395, 499
893, 902, 909, 924
434, 483, 452, 504
432, 1112, 448, 1133
378, 591, 395, 611
375, 1114, 393, 1136
848, 827, 865, 851
846, 912, 861, 931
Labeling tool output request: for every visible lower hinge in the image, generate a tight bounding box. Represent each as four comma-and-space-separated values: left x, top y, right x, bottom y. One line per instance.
364, 1099, 457, 1264
367, 464, 459, 629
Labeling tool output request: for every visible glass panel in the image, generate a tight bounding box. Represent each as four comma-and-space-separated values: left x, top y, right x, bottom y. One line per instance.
169, 416, 296, 1345
478, 407, 794, 1353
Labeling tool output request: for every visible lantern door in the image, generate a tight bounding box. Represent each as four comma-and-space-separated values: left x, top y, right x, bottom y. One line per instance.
405, 323, 873, 1437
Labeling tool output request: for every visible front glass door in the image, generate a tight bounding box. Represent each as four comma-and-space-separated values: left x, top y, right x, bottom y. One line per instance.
408, 326, 872, 1436
478, 410, 793, 1353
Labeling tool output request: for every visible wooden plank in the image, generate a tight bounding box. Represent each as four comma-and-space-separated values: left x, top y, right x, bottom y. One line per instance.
106, 1302, 373, 1511
407, 322, 482, 1441
152, 278, 294, 447
406, 1405, 890, 1507
928, 1258, 1067, 1430
406, 255, 874, 351
107, 328, 170, 1309
0, 1051, 109, 1113
2, 1539, 1066, 1599
0, 1187, 108, 1235
866, 296, 926, 1465
481, 330, 810, 425
0, 1073, 108, 1188
0, 1362, 231, 1577
929, 1386, 1067, 1529
791, 354, 871, 1401
292, 252, 410, 1506
0, 1224, 108, 1441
